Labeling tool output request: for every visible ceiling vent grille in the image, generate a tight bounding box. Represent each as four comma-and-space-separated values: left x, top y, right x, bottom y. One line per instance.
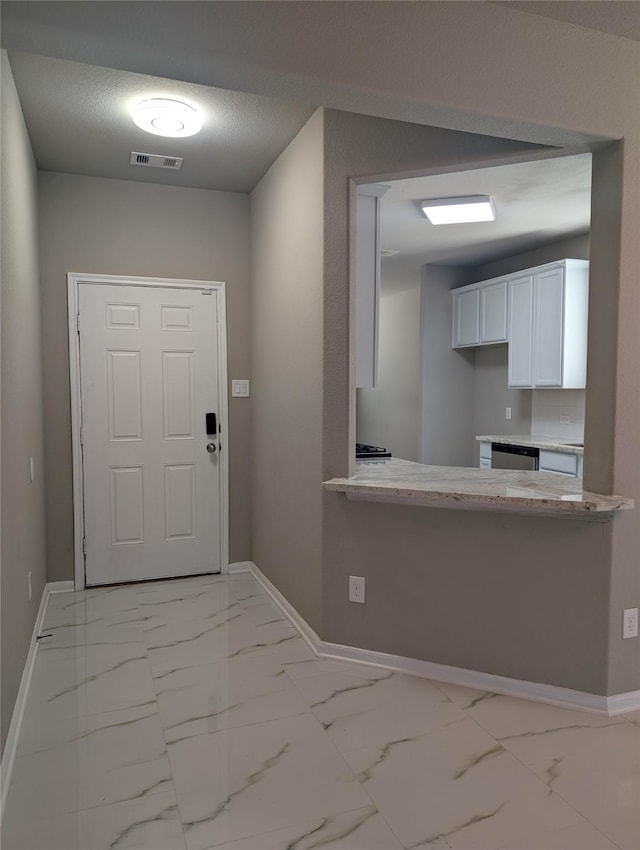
130, 152, 183, 170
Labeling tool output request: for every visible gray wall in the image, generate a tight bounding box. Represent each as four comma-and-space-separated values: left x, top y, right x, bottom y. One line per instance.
476, 232, 590, 279
356, 264, 421, 462
1, 52, 47, 752
38, 172, 252, 581
420, 265, 477, 467
321, 109, 618, 696
250, 110, 325, 634
472, 347, 532, 448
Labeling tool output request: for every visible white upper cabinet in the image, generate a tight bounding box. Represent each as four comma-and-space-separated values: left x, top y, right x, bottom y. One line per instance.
355, 184, 389, 388
480, 279, 508, 343
507, 275, 534, 387
508, 259, 589, 389
452, 259, 589, 390
452, 277, 507, 348
452, 287, 480, 347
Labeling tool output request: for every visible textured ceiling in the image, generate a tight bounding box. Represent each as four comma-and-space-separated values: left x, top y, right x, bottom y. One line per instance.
374, 154, 591, 268
8, 52, 315, 193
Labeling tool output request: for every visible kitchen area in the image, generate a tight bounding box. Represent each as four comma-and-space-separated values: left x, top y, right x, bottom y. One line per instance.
355, 156, 592, 482
336, 153, 634, 517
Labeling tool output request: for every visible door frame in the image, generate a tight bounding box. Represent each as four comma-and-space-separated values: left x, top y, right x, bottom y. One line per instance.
67, 272, 230, 591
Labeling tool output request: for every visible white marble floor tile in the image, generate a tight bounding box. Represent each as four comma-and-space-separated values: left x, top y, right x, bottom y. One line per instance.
23, 640, 156, 720
494, 820, 618, 849
342, 717, 585, 850
6, 703, 172, 819
293, 670, 466, 755
498, 717, 640, 850
143, 615, 268, 676
136, 584, 241, 631
200, 807, 403, 850
283, 655, 392, 681
145, 611, 300, 677
439, 684, 627, 739
154, 653, 309, 742
1, 790, 186, 850
167, 713, 371, 850
45, 586, 140, 628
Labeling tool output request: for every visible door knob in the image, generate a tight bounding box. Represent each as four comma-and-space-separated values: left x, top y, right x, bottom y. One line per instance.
206, 442, 216, 453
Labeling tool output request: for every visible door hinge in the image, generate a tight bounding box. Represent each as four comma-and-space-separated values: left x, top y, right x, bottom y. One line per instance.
77, 313, 81, 333
80, 426, 84, 446
82, 537, 86, 556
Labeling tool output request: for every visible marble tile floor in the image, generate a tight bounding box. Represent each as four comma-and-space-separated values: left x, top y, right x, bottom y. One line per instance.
2, 573, 639, 850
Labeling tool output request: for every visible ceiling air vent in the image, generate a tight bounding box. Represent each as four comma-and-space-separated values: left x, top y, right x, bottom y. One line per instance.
129, 152, 183, 170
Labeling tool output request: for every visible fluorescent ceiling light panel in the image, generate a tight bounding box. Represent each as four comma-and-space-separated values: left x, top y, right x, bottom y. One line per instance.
133, 98, 201, 138
421, 195, 496, 225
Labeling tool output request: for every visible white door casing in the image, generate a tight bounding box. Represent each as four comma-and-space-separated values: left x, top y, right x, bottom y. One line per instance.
68, 274, 229, 589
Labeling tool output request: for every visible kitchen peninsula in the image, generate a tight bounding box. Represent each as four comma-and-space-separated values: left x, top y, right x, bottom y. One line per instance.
324, 457, 633, 520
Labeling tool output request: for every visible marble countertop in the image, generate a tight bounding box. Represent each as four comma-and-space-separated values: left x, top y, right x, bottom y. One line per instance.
476, 435, 584, 455
323, 458, 633, 519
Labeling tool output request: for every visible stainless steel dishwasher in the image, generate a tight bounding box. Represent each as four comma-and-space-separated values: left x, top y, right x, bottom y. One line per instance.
490, 443, 539, 471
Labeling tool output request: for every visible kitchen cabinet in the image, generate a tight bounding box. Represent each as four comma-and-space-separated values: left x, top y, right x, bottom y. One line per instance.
508, 259, 589, 389
355, 184, 389, 388
452, 260, 588, 388
452, 287, 480, 347
452, 278, 507, 348
539, 449, 583, 477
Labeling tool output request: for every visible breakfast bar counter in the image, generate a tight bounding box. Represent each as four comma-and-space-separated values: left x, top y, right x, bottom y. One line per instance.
323, 457, 633, 520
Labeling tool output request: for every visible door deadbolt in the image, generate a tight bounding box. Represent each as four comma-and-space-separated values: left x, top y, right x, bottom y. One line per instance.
206, 442, 216, 453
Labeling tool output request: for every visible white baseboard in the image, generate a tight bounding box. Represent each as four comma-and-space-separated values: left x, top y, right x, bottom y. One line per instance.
244, 561, 640, 717
1, 581, 73, 818
244, 562, 320, 655
228, 561, 254, 575
48, 580, 74, 594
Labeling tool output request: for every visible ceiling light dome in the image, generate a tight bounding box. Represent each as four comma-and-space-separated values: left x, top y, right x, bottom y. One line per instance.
133, 98, 201, 138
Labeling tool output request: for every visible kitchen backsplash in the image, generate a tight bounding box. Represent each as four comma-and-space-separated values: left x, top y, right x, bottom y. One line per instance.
531, 390, 585, 440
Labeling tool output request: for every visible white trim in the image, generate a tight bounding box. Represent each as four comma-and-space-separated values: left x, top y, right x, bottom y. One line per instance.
228, 561, 253, 575
243, 562, 320, 654
0, 582, 73, 819
243, 561, 640, 717
47, 581, 75, 594
67, 273, 230, 590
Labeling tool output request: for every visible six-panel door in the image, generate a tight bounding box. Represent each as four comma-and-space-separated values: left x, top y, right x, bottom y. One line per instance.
79, 284, 221, 586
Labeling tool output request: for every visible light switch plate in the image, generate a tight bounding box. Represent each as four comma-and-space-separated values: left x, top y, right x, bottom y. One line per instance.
231, 379, 250, 398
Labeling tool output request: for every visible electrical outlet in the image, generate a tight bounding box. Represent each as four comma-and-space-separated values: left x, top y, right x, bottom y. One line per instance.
623, 607, 638, 639
559, 415, 571, 425
505, 407, 512, 420
28, 571, 32, 601
349, 575, 365, 603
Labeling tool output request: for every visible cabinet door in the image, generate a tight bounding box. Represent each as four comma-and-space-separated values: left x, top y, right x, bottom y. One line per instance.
452, 288, 480, 347
533, 267, 564, 387
480, 280, 507, 343
507, 275, 534, 387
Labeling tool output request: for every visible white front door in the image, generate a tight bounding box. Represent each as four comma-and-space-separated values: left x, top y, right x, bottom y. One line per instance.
78, 282, 224, 586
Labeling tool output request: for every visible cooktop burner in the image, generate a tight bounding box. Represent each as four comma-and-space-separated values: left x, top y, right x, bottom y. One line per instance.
356, 443, 392, 459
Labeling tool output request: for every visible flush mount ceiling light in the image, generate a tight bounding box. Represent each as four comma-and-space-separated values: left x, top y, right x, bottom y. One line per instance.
132, 98, 201, 138
421, 195, 496, 225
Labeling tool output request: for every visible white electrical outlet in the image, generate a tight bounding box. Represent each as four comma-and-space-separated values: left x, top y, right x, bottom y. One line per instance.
349, 575, 365, 603
28, 571, 32, 601
623, 607, 638, 639
560, 415, 571, 425
505, 407, 512, 420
